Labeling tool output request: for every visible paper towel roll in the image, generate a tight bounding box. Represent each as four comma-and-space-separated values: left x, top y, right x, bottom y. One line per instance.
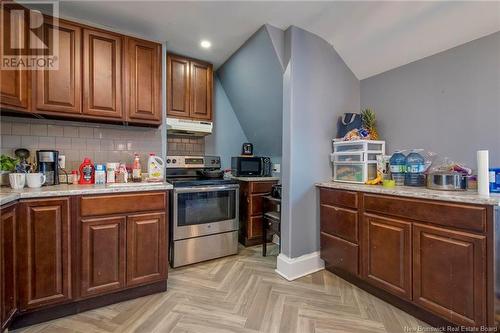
477, 150, 489, 196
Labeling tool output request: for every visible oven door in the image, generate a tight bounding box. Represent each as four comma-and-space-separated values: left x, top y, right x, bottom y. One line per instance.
173, 184, 239, 240
237, 157, 263, 176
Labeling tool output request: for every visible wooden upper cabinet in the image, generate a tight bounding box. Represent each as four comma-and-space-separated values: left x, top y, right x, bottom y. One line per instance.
189, 60, 212, 120
167, 54, 190, 119
34, 19, 82, 114
413, 223, 486, 327
362, 213, 412, 300
126, 37, 161, 124
18, 198, 72, 310
80, 216, 126, 297
83, 28, 123, 119
1, 5, 30, 111
167, 54, 213, 121
126, 212, 167, 286
1, 204, 17, 327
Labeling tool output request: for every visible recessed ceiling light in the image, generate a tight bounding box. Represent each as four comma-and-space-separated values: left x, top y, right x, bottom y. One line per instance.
200, 40, 211, 49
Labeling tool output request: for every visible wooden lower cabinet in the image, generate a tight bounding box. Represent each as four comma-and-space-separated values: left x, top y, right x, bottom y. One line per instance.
318, 187, 493, 329
18, 198, 72, 310
126, 213, 167, 286
238, 180, 278, 246
413, 223, 486, 327
1, 204, 17, 329
80, 216, 126, 297
362, 213, 412, 300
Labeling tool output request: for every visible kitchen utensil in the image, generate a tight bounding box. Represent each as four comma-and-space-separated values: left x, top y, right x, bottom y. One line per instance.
26, 173, 46, 188
9, 173, 26, 189
426, 172, 466, 191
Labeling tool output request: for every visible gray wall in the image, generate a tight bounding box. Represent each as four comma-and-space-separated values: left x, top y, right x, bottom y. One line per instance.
205, 78, 248, 169
281, 26, 360, 258
217, 25, 283, 158
361, 31, 500, 167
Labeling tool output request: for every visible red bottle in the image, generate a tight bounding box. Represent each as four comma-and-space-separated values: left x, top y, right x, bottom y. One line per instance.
79, 157, 95, 184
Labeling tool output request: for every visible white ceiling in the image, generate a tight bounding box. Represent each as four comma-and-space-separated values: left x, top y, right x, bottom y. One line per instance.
55, 0, 500, 79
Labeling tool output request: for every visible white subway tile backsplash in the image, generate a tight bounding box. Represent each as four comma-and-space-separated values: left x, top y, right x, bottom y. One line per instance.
79, 127, 94, 138
47, 124, 64, 137
31, 124, 48, 136
64, 126, 79, 137
1, 121, 11, 135
1, 117, 163, 170
12, 122, 31, 135
38, 136, 55, 149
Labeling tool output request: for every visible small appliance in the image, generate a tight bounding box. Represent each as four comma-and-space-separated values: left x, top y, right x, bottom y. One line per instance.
231, 156, 272, 177
36, 150, 60, 185
241, 143, 253, 156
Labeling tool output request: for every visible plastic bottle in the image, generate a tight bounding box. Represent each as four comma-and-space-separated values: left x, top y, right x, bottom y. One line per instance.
389, 152, 406, 186
78, 158, 94, 184
132, 154, 142, 182
405, 152, 426, 186
147, 153, 164, 182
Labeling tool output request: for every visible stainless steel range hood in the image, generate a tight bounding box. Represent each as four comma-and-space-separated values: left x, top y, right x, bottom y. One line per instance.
166, 118, 213, 136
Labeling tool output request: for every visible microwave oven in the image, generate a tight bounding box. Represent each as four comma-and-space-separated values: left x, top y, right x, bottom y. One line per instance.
231, 156, 272, 177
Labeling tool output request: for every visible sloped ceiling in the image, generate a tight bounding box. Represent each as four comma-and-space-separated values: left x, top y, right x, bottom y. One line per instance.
216, 26, 283, 157
55, 1, 500, 79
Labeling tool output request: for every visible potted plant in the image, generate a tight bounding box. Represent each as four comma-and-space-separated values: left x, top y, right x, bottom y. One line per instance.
0, 154, 19, 186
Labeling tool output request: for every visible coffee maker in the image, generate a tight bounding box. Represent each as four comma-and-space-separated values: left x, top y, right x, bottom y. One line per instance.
36, 150, 60, 185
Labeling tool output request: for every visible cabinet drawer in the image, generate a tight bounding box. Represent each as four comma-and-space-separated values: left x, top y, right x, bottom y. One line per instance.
363, 194, 486, 233
247, 216, 263, 239
320, 204, 358, 244
80, 192, 166, 217
250, 181, 276, 194
320, 232, 358, 276
319, 188, 358, 209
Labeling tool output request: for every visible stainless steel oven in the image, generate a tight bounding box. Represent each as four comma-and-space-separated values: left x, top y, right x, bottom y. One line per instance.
170, 181, 239, 268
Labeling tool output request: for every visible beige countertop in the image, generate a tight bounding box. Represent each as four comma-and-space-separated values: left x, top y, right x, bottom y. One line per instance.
316, 181, 500, 206
0, 182, 173, 206
228, 175, 280, 182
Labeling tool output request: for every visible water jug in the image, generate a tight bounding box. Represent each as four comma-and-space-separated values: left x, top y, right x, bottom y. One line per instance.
405, 152, 426, 186
389, 152, 406, 186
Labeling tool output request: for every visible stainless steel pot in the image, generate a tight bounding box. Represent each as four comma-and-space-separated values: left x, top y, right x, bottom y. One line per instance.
426, 172, 466, 191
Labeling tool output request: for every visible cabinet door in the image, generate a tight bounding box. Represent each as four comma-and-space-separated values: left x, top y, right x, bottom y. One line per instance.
167, 54, 190, 118
83, 29, 123, 119
18, 198, 72, 310
189, 60, 212, 121
362, 213, 411, 300
34, 19, 81, 114
126, 38, 161, 124
126, 212, 167, 286
80, 216, 126, 297
1, 204, 17, 326
1, 5, 30, 111
413, 223, 486, 326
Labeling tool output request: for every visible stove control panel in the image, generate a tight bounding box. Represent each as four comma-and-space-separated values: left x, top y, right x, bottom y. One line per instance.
166, 156, 221, 169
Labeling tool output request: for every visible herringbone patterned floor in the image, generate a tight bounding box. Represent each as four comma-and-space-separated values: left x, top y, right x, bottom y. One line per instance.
13, 245, 430, 333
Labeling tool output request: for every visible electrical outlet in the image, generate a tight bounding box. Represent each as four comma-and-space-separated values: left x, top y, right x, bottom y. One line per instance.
58, 155, 66, 169
272, 163, 280, 173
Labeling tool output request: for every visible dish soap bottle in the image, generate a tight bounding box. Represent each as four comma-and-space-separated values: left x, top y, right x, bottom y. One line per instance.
79, 157, 94, 184
389, 152, 406, 186
147, 153, 164, 182
405, 152, 426, 186
132, 154, 142, 182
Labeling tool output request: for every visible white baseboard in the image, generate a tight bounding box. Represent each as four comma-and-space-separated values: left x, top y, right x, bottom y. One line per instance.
275, 251, 325, 281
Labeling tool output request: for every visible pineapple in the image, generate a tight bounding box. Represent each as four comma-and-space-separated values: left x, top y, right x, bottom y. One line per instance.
361, 108, 379, 140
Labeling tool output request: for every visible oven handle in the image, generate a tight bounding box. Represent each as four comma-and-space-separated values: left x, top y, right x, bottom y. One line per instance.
174, 184, 240, 193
